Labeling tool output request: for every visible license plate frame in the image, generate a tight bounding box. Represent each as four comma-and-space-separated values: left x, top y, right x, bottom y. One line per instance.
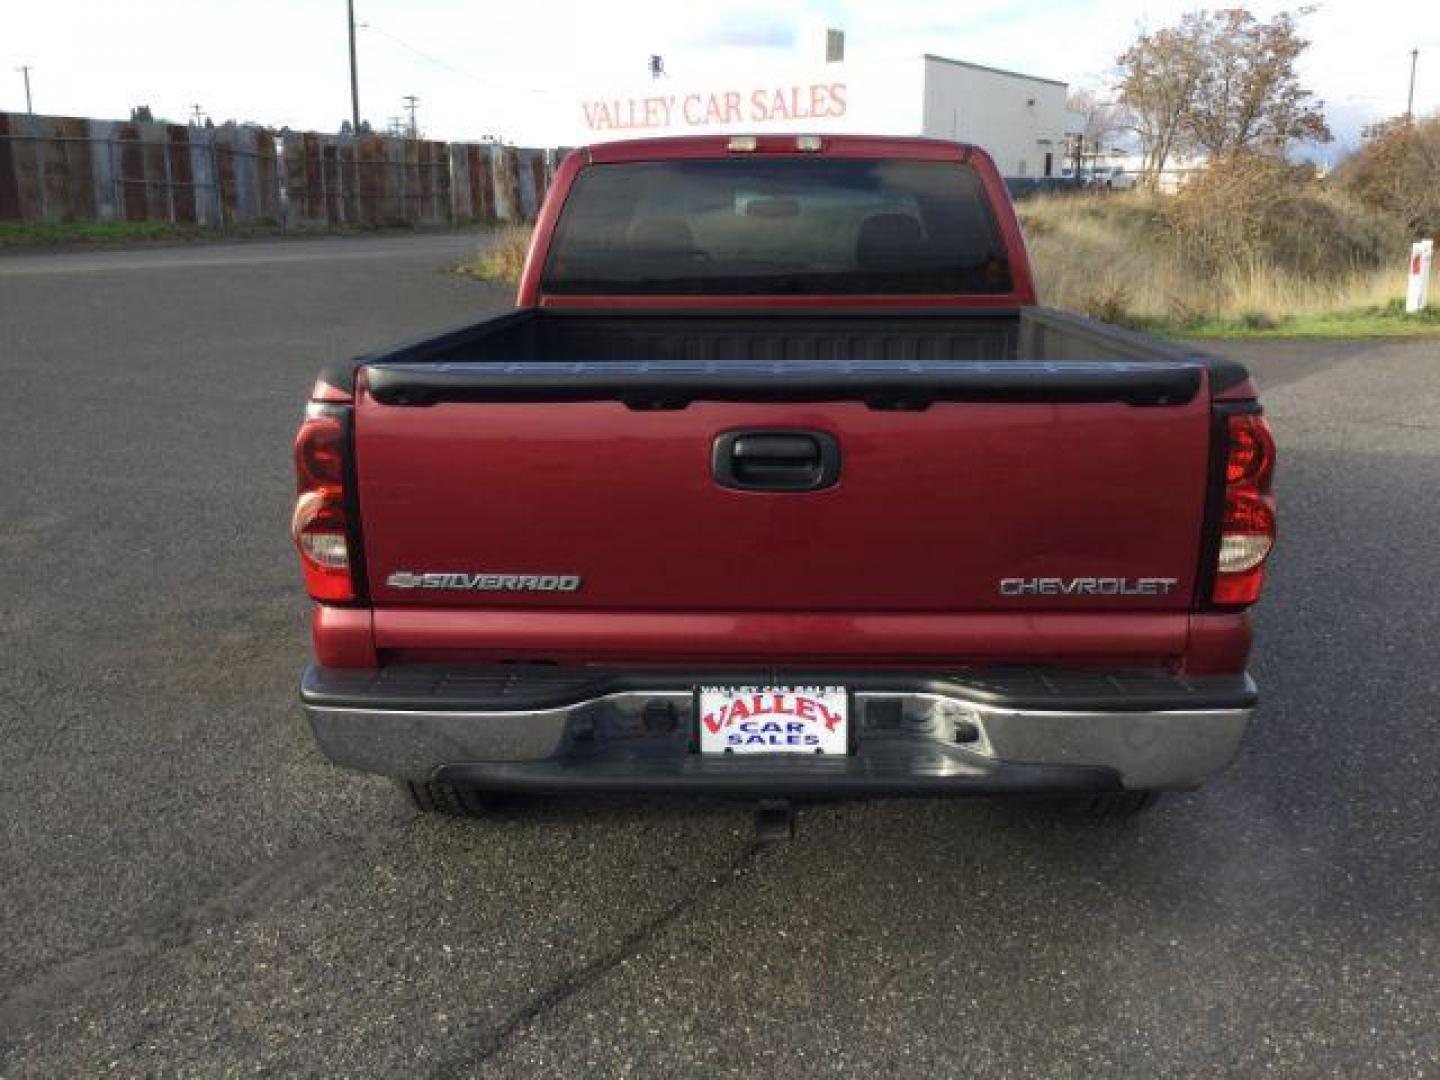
695, 685, 850, 756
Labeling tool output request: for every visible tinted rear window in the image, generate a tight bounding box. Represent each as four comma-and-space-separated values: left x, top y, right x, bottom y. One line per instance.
541, 159, 1013, 296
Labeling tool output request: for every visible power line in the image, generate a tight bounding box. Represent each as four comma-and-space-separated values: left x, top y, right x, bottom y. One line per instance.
360, 22, 554, 96
363, 23, 489, 85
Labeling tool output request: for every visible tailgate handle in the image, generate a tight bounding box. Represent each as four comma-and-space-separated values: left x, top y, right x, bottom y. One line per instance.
713, 430, 840, 492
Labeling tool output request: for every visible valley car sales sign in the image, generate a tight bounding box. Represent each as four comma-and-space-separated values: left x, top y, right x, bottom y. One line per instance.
566, 59, 920, 144
582, 82, 848, 134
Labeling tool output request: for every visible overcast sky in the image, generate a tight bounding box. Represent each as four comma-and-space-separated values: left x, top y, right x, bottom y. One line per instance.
5, 0, 1438, 159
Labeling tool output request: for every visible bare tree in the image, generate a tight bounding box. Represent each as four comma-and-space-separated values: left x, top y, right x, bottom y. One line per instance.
1067, 90, 1130, 158
1116, 18, 1207, 182
1117, 8, 1331, 185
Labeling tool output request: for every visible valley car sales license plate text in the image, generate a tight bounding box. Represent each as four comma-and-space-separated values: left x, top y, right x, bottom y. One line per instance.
697, 686, 849, 755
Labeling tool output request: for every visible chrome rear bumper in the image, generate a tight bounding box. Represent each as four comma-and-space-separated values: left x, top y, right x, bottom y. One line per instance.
302, 666, 1255, 794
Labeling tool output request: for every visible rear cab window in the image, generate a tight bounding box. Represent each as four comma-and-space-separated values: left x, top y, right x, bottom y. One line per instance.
541, 158, 1013, 296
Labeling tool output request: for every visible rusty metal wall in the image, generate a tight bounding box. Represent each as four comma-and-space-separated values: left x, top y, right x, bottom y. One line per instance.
281, 133, 455, 228
0, 110, 563, 229
449, 142, 490, 222
0, 113, 281, 226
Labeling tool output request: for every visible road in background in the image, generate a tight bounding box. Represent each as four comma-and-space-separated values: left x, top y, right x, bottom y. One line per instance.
1, 237, 1436, 1076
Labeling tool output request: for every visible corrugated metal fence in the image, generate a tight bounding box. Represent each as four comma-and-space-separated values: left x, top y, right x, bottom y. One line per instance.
0, 111, 561, 227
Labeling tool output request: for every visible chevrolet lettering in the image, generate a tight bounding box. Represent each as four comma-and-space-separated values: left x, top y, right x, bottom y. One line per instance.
998, 577, 1180, 597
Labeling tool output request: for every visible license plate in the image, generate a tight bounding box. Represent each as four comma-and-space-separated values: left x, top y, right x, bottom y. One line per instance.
696, 685, 849, 755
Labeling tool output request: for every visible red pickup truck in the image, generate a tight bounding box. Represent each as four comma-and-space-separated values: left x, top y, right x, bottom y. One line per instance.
293, 134, 1275, 821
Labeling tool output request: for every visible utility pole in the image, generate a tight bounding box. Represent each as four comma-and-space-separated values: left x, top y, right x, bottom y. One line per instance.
190, 104, 206, 125
402, 94, 419, 139
1405, 48, 1419, 125
16, 65, 33, 114
347, 0, 361, 130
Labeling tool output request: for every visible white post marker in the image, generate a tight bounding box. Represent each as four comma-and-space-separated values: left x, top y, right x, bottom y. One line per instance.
1407, 239, 1434, 314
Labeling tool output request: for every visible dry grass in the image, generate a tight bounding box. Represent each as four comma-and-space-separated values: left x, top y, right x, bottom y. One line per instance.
1018, 160, 1426, 334
458, 225, 533, 287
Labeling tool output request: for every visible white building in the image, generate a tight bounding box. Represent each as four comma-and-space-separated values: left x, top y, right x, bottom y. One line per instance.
916, 55, 1075, 180
550, 44, 1079, 180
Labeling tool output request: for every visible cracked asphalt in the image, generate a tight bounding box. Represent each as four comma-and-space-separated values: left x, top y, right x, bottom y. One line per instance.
2, 234, 1437, 1077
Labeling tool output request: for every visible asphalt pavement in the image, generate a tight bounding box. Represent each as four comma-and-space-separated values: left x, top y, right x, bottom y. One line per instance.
1, 234, 1437, 1078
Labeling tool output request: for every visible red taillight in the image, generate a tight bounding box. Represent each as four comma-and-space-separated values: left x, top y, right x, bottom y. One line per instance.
1213, 413, 1276, 606
1224, 418, 1266, 483
297, 419, 345, 489
293, 403, 357, 602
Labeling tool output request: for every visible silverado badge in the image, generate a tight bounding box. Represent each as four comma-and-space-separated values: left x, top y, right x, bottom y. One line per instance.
386, 571, 582, 592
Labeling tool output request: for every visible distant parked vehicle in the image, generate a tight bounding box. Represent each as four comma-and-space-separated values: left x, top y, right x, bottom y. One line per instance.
1074, 167, 1103, 189
1083, 166, 1138, 191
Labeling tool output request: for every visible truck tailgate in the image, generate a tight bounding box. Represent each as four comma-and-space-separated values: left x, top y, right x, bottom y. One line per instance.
354, 361, 1212, 615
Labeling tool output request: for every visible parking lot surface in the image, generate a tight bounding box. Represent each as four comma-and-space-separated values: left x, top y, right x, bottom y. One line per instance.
1, 235, 1437, 1077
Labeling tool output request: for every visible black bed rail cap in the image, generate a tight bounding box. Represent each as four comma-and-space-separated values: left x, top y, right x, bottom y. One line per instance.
364, 359, 1205, 409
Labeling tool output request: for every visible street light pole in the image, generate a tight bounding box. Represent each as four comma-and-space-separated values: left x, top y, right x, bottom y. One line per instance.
347, 0, 361, 130
1405, 49, 1418, 126
17, 65, 33, 114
